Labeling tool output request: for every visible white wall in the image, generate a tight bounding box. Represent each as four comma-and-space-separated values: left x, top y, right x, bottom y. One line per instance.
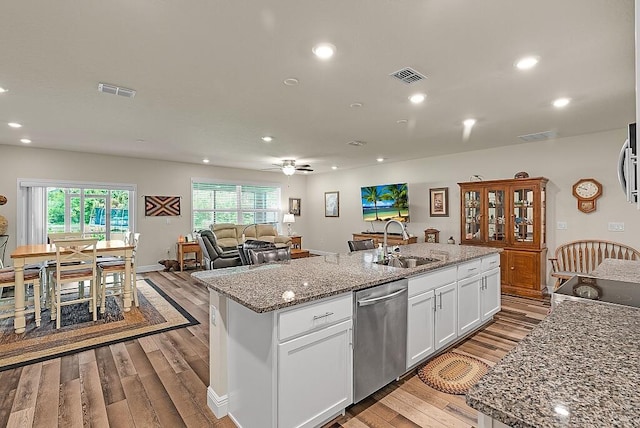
304, 128, 640, 286
0, 144, 308, 269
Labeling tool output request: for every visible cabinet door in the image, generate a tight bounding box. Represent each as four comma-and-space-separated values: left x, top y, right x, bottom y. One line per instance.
434, 282, 457, 350
278, 320, 353, 428
481, 267, 501, 321
507, 251, 539, 290
457, 275, 482, 336
510, 183, 538, 248
486, 187, 507, 244
462, 189, 484, 243
407, 290, 435, 369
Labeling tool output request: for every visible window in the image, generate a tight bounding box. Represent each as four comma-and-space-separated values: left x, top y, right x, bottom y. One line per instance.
17, 179, 135, 245
192, 180, 281, 231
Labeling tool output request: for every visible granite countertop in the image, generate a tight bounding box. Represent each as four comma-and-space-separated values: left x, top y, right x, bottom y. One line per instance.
466, 300, 640, 427
192, 243, 500, 313
591, 258, 640, 283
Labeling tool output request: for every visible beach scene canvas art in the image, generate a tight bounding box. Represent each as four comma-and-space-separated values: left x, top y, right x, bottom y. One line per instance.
361, 183, 409, 222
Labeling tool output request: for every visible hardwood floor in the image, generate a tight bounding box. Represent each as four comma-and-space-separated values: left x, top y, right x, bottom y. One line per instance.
0, 272, 549, 428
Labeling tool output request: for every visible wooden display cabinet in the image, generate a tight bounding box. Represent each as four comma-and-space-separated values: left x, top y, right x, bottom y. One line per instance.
352, 232, 417, 247
458, 177, 548, 298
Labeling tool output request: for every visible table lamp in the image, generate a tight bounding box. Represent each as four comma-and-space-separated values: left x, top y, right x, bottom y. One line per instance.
283, 213, 295, 236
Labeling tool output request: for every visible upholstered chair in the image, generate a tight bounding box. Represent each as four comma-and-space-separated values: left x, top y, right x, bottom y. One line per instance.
198, 230, 241, 269
247, 247, 291, 265
238, 239, 276, 265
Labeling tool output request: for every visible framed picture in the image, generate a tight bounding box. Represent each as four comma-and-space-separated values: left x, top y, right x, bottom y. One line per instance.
324, 191, 339, 217
429, 187, 449, 217
289, 198, 301, 216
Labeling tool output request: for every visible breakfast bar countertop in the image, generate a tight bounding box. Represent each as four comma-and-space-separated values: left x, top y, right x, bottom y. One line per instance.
192, 243, 500, 313
466, 258, 640, 428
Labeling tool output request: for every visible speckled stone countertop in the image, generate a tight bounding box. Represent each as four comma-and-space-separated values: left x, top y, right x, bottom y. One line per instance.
591, 258, 640, 283
192, 243, 499, 313
467, 301, 640, 427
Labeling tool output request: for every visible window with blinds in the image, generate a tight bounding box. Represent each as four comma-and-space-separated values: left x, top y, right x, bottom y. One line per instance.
192, 181, 281, 231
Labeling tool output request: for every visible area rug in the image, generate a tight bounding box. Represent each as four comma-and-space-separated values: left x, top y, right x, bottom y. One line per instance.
417, 352, 490, 395
0, 278, 198, 371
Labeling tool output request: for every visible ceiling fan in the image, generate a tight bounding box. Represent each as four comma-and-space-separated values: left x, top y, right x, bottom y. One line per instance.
270, 159, 314, 175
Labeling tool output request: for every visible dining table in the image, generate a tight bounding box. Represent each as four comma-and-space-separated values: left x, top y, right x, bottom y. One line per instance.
10, 239, 134, 333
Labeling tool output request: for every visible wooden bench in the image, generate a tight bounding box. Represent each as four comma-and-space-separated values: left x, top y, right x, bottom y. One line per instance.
549, 240, 640, 290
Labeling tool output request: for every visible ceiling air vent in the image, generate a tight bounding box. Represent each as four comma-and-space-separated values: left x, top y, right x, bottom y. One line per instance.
518, 130, 557, 142
98, 83, 136, 98
390, 67, 427, 84
347, 140, 367, 147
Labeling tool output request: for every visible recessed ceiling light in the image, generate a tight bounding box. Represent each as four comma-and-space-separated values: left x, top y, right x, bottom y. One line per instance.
20, 138, 31, 144
331, 166, 338, 170
463, 118, 477, 127
553, 97, 571, 108
136, 139, 145, 143
409, 93, 426, 104
202, 158, 210, 163
376, 157, 384, 162
0, 87, 7, 93
312, 43, 336, 60
350, 102, 363, 108
283, 78, 299, 86
396, 119, 408, 124
261, 136, 273, 143
515, 56, 539, 70
8, 122, 22, 128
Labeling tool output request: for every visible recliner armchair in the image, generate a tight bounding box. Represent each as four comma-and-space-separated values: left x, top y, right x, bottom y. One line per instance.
197, 230, 242, 269
238, 239, 276, 265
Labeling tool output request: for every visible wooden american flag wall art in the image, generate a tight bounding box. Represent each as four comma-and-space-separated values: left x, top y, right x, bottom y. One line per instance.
144, 196, 181, 216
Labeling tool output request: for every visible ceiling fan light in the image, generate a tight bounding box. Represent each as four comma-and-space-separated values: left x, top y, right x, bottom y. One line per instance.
282, 165, 296, 176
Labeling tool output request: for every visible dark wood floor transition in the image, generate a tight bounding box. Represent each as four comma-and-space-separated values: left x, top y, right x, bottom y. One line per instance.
0, 271, 548, 428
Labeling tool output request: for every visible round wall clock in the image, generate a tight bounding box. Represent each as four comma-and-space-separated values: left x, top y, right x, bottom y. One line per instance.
572, 178, 602, 213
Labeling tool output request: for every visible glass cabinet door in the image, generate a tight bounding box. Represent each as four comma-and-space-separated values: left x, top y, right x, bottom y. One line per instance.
463, 190, 482, 242
512, 186, 535, 244
487, 188, 506, 243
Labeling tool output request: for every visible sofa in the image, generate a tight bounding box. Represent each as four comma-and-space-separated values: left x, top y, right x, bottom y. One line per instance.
211, 223, 292, 250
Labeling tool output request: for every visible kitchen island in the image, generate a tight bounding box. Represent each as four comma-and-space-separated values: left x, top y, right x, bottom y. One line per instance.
193, 243, 501, 427
466, 259, 640, 428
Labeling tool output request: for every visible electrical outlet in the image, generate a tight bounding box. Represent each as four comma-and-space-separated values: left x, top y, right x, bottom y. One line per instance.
557, 221, 567, 230
608, 222, 625, 232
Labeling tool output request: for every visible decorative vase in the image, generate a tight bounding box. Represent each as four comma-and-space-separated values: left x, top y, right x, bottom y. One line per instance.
447, 236, 456, 244
0, 215, 7, 235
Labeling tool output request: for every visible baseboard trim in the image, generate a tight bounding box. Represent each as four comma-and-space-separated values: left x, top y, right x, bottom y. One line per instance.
137, 264, 165, 273
207, 386, 228, 418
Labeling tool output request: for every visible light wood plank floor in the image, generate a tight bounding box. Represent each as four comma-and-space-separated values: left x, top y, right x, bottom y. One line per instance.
0, 271, 549, 428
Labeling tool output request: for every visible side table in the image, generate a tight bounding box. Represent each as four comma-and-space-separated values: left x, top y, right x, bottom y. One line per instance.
290, 235, 302, 249
177, 241, 202, 271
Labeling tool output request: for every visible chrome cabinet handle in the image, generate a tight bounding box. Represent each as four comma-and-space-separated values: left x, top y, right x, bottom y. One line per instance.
438, 293, 443, 309
313, 311, 334, 320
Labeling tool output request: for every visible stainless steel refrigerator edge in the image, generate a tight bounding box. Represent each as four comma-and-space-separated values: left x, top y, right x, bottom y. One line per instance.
353, 279, 408, 403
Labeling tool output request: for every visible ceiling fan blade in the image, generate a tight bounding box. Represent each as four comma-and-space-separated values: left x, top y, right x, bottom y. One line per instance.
296, 164, 311, 168
296, 167, 313, 171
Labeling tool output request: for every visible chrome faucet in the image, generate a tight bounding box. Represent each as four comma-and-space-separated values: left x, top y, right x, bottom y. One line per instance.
383, 219, 410, 257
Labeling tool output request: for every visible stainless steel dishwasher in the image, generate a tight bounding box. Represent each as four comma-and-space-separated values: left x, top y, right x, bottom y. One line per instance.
353, 278, 408, 403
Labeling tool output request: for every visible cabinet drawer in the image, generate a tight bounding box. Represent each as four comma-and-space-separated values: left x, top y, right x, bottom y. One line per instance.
482, 254, 500, 271
457, 259, 482, 280
408, 266, 456, 297
278, 293, 353, 342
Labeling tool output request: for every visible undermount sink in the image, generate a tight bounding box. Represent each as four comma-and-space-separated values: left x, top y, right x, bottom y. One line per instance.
374, 255, 440, 268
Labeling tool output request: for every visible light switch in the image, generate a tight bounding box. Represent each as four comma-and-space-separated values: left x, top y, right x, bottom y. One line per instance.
608, 222, 625, 232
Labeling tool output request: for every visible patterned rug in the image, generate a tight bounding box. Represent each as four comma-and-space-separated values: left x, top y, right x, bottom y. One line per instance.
417, 352, 490, 395
0, 278, 198, 371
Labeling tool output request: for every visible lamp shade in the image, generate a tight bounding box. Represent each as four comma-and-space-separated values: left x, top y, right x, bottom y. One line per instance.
283, 213, 295, 224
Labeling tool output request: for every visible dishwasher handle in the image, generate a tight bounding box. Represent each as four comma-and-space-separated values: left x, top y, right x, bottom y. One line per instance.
357, 288, 407, 306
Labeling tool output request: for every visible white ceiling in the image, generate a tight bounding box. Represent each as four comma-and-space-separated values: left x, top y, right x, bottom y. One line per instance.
0, 1, 635, 174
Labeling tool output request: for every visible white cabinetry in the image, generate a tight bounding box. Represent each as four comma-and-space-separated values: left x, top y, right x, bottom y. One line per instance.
458, 256, 501, 336
406, 266, 457, 369
228, 293, 353, 428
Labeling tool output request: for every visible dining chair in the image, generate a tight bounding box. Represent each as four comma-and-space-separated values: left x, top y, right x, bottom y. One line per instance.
97, 233, 140, 312
0, 234, 8, 268
50, 238, 99, 329
47, 232, 84, 244
0, 266, 42, 327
